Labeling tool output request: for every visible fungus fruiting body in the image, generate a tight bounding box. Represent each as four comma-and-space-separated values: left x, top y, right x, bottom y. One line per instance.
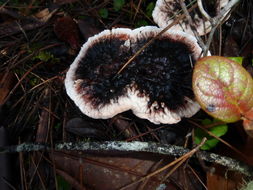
152, 0, 230, 36
65, 26, 202, 124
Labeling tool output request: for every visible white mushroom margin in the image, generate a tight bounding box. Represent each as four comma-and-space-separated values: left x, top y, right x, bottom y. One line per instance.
65, 26, 202, 124
152, 0, 230, 36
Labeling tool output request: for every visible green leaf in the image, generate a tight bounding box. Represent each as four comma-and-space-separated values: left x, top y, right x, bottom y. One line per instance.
113, 0, 125, 11
57, 175, 71, 190
146, 2, 155, 17
32, 51, 59, 63
33, 51, 53, 62
193, 56, 253, 123
98, 8, 108, 18
77, 15, 86, 19
54, 123, 61, 130
228, 57, 243, 65
29, 77, 40, 86
135, 20, 148, 27
201, 118, 212, 125
201, 138, 219, 150
194, 119, 228, 150
209, 124, 228, 137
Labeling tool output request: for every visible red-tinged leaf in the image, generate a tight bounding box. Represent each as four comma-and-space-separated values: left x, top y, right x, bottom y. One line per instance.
243, 108, 253, 138
54, 16, 80, 50
192, 56, 253, 123
243, 118, 253, 138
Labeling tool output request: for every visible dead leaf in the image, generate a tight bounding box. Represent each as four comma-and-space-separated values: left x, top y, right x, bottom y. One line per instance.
65, 118, 106, 139
207, 165, 243, 190
223, 35, 239, 57
0, 73, 15, 105
0, 8, 56, 38
34, 8, 58, 23
36, 89, 50, 143
111, 116, 138, 139
77, 18, 101, 41
51, 151, 203, 190
54, 16, 80, 50
0, 19, 43, 38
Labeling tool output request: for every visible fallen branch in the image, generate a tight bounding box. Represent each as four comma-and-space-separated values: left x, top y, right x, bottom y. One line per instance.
0, 141, 252, 176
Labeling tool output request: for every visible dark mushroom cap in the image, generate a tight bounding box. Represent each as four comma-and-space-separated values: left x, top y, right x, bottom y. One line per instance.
152, 0, 229, 36
65, 26, 202, 124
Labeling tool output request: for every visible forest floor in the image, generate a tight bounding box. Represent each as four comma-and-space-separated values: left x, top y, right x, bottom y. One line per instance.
0, 0, 253, 190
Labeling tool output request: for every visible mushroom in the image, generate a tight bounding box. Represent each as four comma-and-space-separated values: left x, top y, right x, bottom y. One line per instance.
152, 0, 230, 36
65, 26, 202, 124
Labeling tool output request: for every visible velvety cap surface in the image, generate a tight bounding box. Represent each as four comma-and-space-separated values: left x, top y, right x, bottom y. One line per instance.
65, 26, 202, 124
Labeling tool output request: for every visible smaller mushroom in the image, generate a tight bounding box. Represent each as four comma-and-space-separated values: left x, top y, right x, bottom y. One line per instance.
152, 0, 230, 36
65, 26, 202, 124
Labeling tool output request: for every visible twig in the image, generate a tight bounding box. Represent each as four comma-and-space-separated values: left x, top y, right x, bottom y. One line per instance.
179, 0, 206, 52
116, 3, 198, 75
0, 141, 252, 176
133, 0, 143, 22
188, 165, 208, 190
198, 0, 241, 56
215, 0, 240, 25
197, 0, 211, 20
16, 21, 29, 42
0, 0, 10, 9
2, 61, 44, 105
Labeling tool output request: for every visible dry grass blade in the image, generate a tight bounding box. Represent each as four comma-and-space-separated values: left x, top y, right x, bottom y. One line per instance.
133, 0, 143, 21
115, 3, 198, 76
179, 0, 206, 51
30, 156, 47, 190
161, 156, 188, 183
56, 169, 87, 190
0, 0, 10, 8
188, 165, 208, 190
202, 0, 240, 56
119, 138, 207, 190
126, 125, 167, 142
2, 61, 43, 105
